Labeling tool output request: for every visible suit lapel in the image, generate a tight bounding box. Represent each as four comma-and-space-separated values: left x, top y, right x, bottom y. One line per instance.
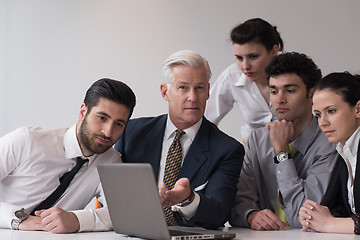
143, 115, 167, 181
179, 118, 209, 182
354, 141, 360, 213
337, 155, 352, 213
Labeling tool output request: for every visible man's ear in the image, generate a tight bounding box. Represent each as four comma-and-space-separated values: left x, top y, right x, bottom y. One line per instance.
206, 82, 210, 100
355, 100, 360, 118
79, 103, 87, 121
160, 84, 169, 101
308, 87, 315, 103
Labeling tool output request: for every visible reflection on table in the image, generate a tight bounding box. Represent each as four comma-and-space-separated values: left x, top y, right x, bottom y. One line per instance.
0, 227, 358, 240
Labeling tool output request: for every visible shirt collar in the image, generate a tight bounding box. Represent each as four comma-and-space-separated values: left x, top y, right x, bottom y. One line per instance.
165, 116, 203, 142
290, 116, 318, 155
336, 126, 360, 158
64, 124, 98, 163
232, 70, 248, 87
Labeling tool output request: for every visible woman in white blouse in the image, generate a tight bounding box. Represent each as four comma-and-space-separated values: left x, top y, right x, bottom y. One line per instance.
299, 72, 360, 234
205, 18, 284, 143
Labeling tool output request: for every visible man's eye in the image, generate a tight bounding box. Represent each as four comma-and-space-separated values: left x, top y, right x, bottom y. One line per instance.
115, 122, 124, 127
250, 55, 259, 59
270, 90, 277, 95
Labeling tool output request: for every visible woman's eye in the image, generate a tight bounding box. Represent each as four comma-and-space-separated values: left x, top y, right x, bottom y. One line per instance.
328, 109, 336, 114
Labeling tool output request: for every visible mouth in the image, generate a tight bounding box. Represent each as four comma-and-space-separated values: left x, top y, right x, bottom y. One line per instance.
322, 130, 335, 136
245, 72, 254, 77
276, 108, 289, 113
185, 107, 200, 111
96, 136, 111, 145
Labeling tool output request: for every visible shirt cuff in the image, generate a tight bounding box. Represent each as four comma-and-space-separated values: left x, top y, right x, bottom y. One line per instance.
72, 207, 112, 232
171, 192, 200, 220
0, 202, 22, 229
275, 159, 298, 185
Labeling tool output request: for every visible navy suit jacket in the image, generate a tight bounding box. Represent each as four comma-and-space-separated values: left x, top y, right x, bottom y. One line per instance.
115, 115, 244, 229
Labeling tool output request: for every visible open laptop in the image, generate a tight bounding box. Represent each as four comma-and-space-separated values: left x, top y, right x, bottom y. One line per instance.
97, 163, 236, 240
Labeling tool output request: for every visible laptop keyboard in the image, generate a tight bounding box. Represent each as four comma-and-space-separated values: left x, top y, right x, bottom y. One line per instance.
169, 229, 201, 236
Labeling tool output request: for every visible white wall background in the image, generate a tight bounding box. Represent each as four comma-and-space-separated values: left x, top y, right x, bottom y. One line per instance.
1, 0, 360, 141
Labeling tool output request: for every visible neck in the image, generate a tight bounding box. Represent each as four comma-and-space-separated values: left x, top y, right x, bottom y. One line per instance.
255, 78, 269, 88
292, 113, 313, 140
168, 115, 197, 130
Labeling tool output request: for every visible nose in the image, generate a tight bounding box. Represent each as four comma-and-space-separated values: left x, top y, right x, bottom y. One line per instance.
101, 123, 113, 138
276, 90, 286, 104
242, 58, 250, 70
187, 88, 197, 102
318, 115, 329, 127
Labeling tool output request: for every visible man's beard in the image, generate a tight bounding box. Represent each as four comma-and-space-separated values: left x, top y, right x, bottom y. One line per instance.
79, 116, 113, 155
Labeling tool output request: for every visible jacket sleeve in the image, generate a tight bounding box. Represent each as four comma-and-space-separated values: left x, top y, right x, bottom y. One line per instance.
182, 141, 243, 229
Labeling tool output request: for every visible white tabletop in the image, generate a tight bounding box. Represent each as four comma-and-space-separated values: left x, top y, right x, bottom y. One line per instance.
0, 228, 359, 240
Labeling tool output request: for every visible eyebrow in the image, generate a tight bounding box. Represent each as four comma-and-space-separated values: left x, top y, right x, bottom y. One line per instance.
314, 105, 337, 112
235, 52, 259, 57
269, 84, 298, 89
323, 105, 336, 110
97, 111, 127, 124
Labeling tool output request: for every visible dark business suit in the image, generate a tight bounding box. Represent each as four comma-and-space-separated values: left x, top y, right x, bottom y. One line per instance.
322, 141, 360, 233
115, 114, 244, 229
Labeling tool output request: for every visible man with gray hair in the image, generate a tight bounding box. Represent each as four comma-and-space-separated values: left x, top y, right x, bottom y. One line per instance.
115, 50, 244, 230
36, 50, 244, 233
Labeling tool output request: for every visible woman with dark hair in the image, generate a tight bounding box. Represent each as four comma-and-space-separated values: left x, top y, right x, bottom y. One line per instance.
299, 72, 360, 234
205, 18, 283, 143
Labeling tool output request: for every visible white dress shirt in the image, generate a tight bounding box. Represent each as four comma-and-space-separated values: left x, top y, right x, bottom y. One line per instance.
205, 62, 276, 142
336, 126, 360, 214
0, 125, 122, 229
159, 117, 201, 219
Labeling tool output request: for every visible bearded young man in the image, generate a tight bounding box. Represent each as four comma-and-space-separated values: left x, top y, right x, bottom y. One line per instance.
0, 78, 136, 233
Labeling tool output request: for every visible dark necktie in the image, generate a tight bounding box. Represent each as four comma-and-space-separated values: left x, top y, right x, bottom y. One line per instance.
31, 157, 88, 215
163, 129, 185, 225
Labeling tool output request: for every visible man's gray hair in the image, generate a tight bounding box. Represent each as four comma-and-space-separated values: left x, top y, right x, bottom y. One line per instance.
161, 50, 212, 84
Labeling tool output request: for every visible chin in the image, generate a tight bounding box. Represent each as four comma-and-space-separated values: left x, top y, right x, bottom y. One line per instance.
326, 136, 338, 144
184, 117, 201, 125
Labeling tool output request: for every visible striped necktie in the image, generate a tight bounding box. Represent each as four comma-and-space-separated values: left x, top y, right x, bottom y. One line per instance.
163, 129, 185, 225
275, 144, 298, 225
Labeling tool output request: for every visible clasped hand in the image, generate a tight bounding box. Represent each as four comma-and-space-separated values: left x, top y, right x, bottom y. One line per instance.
19, 206, 80, 233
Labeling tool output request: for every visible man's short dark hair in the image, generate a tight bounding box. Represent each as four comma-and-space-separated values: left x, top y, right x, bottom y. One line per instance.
84, 78, 136, 119
265, 52, 322, 92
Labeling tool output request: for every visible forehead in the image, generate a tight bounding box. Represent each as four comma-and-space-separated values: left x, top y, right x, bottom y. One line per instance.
233, 42, 267, 55
89, 98, 130, 116
313, 89, 344, 106
269, 73, 305, 89
171, 65, 208, 84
